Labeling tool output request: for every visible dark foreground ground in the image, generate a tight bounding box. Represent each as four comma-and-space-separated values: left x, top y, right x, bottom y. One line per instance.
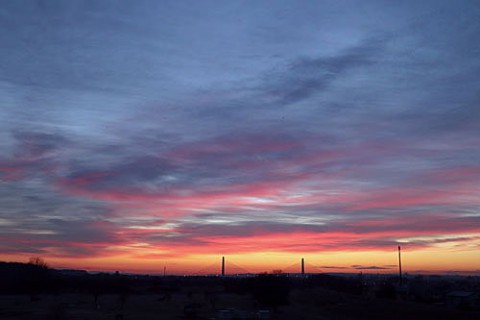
1, 287, 479, 320
1, 262, 479, 319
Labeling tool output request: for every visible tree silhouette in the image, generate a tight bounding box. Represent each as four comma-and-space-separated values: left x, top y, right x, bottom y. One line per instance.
27, 257, 50, 300
29, 257, 49, 269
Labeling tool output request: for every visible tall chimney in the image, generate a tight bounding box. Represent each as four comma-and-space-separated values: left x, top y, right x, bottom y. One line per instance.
301, 258, 305, 275
398, 246, 402, 284
221, 256, 225, 276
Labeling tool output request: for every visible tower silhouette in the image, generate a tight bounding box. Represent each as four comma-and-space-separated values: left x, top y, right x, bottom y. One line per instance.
398, 246, 402, 284
221, 256, 225, 276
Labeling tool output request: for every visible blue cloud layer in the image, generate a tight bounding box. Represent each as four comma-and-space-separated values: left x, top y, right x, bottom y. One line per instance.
0, 0, 479, 262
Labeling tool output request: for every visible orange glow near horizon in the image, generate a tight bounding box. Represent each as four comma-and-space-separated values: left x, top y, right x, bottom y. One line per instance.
2, 246, 479, 276
2, 125, 480, 276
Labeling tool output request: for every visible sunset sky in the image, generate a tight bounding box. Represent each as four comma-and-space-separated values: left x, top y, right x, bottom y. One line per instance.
1, 0, 479, 275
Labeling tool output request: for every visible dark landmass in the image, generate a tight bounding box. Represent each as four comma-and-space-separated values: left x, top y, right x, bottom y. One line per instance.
1, 261, 479, 319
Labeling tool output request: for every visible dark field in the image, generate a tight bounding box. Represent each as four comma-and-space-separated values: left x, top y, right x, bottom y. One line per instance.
1, 286, 479, 320
1, 262, 479, 319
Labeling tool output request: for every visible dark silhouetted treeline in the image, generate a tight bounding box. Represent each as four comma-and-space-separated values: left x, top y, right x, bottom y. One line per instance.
0, 261, 51, 295
1, 261, 479, 313
0, 261, 130, 296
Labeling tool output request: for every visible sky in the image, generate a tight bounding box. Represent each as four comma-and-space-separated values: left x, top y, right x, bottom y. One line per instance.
1, 0, 479, 275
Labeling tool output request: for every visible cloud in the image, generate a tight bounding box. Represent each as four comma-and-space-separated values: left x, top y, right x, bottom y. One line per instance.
1, 123, 479, 260
0, 130, 68, 181
259, 37, 387, 106
0, 1, 479, 271
351, 265, 392, 270
0, 217, 121, 258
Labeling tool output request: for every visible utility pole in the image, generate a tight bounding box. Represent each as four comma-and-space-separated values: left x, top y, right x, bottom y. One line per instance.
301, 258, 305, 275
398, 246, 402, 284
221, 256, 225, 276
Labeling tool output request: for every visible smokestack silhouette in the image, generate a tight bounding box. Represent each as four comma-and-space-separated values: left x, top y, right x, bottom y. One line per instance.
221, 256, 225, 276
301, 258, 305, 275
398, 246, 402, 284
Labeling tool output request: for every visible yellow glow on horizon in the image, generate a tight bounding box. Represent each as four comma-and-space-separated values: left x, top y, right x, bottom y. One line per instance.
2, 247, 479, 275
